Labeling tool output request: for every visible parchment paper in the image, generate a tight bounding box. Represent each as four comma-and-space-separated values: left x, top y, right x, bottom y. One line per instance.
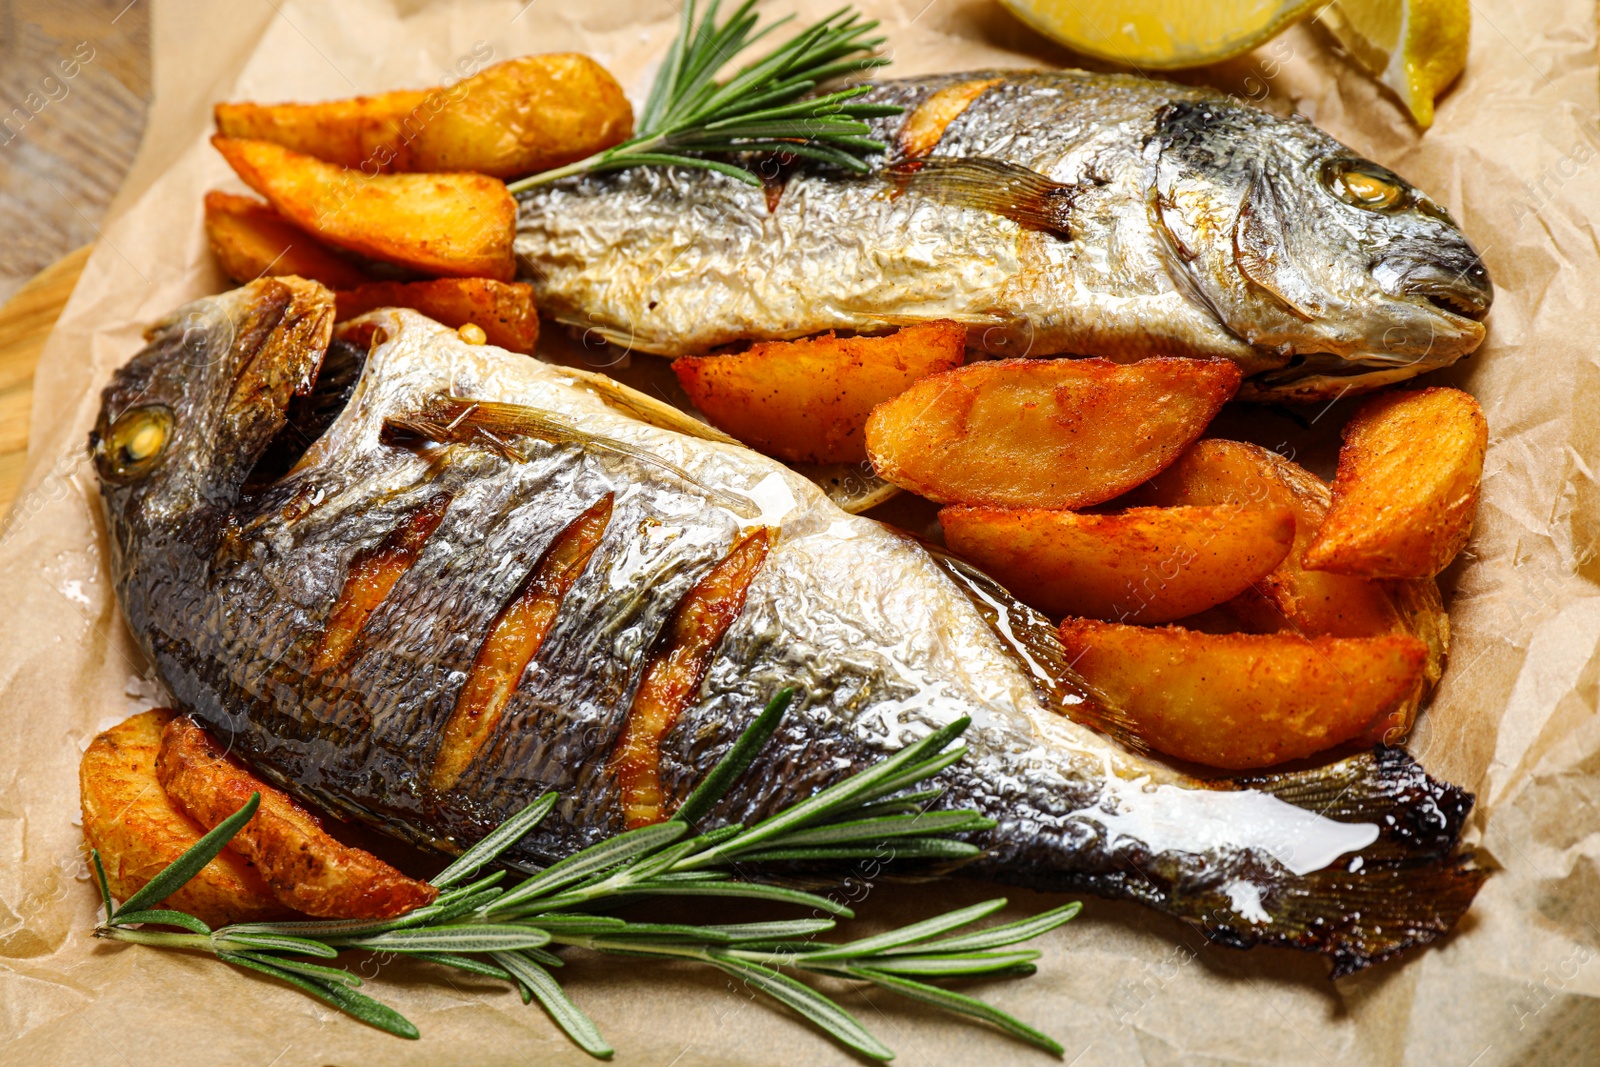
2, 1, 1598, 1063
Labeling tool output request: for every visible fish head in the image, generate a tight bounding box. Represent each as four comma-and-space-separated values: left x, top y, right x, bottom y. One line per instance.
91, 277, 334, 546
1151, 99, 1491, 400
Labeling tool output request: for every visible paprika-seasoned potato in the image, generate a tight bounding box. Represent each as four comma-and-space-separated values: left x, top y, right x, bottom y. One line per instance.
1304, 388, 1487, 578
213, 136, 516, 279
1058, 619, 1428, 769
335, 278, 538, 353
214, 54, 633, 179
79, 710, 286, 926
941, 503, 1294, 623
865, 357, 1241, 508
204, 190, 373, 288
157, 715, 437, 920
1126, 438, 1448, 743
675, 321, 966, 464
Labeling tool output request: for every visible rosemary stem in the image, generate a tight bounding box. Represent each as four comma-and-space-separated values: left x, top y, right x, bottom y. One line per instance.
95, 927, 213, 951
506, 134, 673, 194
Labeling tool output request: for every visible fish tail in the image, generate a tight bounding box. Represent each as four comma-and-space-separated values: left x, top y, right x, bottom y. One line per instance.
984, 746, 1487, 975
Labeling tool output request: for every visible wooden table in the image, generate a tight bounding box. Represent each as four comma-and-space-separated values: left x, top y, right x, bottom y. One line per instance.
0, 0, 150, 515
0, 247, 89, 515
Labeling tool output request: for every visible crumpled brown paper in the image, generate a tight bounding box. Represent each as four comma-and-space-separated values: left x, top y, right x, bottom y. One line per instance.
2, 1, 1597, 1063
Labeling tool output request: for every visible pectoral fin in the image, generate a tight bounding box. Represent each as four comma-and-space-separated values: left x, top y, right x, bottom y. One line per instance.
887, 157, 1077, 237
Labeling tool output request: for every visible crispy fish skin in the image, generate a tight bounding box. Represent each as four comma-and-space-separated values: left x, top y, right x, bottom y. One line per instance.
93, 280, 1483, 974
515, 71, 1492, 402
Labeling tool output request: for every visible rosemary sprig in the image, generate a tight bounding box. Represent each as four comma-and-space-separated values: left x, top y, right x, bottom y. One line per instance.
91, 688, 1079, 1059
506, 1, 900, 193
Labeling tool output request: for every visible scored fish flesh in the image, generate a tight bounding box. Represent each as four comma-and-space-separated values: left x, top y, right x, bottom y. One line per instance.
93, 279, 1483, 974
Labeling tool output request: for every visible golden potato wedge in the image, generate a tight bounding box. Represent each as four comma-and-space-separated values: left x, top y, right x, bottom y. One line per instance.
1058, 619, 1428, 769
675, 321, 967, 464
215, 54, 632, 179
204, 190, 374, 288
864, 357, 1241, 508
79, 710, 287, 926
157, 715, 436, 920
334, 278, 538, 353
941, 503, 1294, 624
212, 136, 515, 280
1304, 388, 1487, 578
1127, 438, 1448, 743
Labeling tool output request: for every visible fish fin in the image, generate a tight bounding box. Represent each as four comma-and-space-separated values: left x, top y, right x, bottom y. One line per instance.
1234, 177, 1326, 320
548, 365, 741, 446
1271, 855, 1488, 978
924, 548, 1148, 751
1235, 745, 1476, 867
382, 395, 757, 518
886, 158, 1077, 236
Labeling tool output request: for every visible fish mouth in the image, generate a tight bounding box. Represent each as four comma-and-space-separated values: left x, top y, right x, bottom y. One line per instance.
1375, 253, 1493, 323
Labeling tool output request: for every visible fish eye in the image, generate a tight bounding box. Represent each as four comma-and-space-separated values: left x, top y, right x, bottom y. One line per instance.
94, 404, 174, 483
1322, 159, 1405, 211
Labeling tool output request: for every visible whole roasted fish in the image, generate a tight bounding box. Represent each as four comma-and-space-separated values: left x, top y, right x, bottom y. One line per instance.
515, 70, 1492, 402
94, 278, 1482, 975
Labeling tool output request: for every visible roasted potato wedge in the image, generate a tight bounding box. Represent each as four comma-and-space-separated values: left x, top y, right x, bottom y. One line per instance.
1304, 388, 1487, 578
1127, 438, 1448, 742
1059, 619, 1428, 769
204, 190, 374, 288
79, 710, 287, 925
941, 503, 1294, 623
157, 715, 436, 920
213, 136, 516, 280
865, 357, 1240, 508
334, 278, 538, 353
215, 54, 632, 179
675, 321, 966, 464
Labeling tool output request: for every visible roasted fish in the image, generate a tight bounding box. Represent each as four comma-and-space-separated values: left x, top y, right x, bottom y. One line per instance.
515, 70, 1493, 402
94, 278, 1483, 975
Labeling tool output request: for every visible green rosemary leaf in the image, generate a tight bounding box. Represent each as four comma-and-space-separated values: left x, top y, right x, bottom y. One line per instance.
674, 687, 794, 827
344, 924, 552, 954
220, 952, 419, 1039
217, 932, 340, 958
707, 956, 892, 1061
431, 792, 557, 888
89, 849, 113, 922
491, 951, 614, 1059
801, 899, 1008, 961
696, 918, 837, 942
728, 838, 981, 864
488, 822, 688, 915
767, 810, 995, 848
879, 902, 1083, 956
832, 950, 1041, 977
712, 717, 970, 857
839, 789, 945, 820
846, 967, 1063, 1055
847, 745, 970, 808
575, 921, 739, 944
505, 914, 629, 934
409, 951, 519, 982
507, 3, 896, 193
595, 879, 855, 917
228, 950, 362, 986
113, 792, 259, 919
105, 908, 212, 935
588, 152, 764, 185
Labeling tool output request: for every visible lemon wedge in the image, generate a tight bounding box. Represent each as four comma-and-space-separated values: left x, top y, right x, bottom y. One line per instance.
1318, 0, 1470, 127
997, 0, 1326, 69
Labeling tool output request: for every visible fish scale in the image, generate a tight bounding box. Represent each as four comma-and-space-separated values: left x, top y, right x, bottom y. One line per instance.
93, 280, 1485, 974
